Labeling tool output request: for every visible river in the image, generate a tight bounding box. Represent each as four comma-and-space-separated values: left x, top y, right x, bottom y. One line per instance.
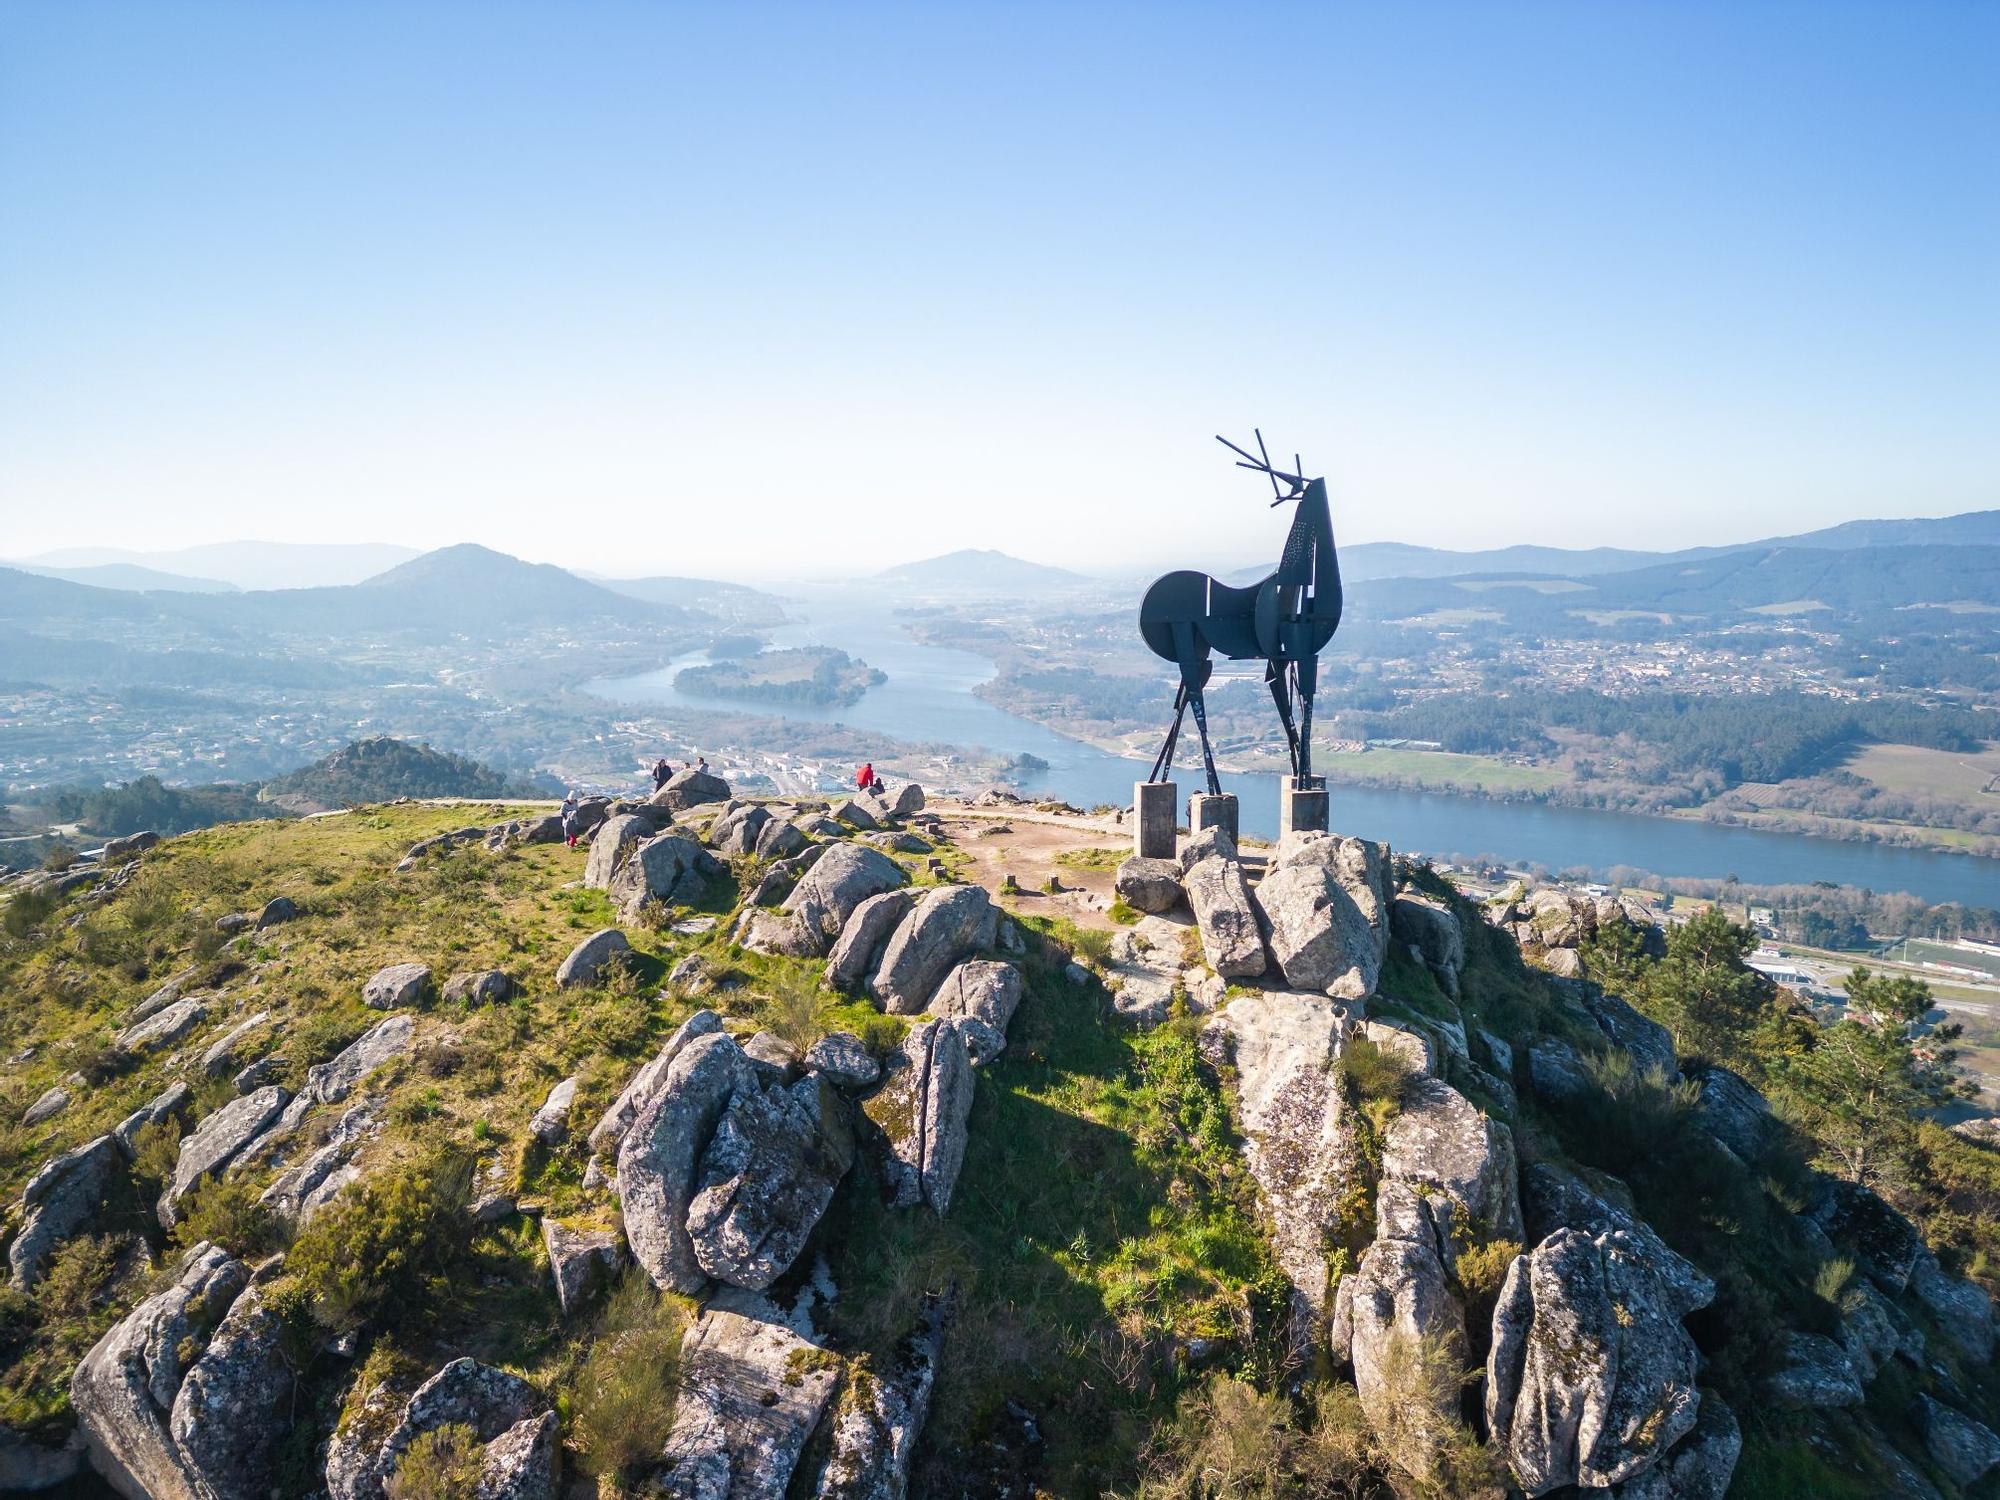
586, 595, 2000, 909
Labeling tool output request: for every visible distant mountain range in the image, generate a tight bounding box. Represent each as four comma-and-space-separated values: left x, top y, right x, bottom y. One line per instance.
21, 540, 422, 590
11, 562, 240, 593
875, 548, 1088, 591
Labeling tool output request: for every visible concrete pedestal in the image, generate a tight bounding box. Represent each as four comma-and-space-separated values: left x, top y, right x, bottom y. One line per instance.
1134, 780, 1179, 859
1189, 792, 1238, 845
1278, 778, 1328, 838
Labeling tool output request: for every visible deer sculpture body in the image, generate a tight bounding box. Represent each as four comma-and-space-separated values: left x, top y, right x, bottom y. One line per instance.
1138, 433, 1343, 796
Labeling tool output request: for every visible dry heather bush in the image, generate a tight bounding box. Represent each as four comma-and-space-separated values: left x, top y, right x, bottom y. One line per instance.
568, 1271, 689, 1478
761, 967, 828, 1054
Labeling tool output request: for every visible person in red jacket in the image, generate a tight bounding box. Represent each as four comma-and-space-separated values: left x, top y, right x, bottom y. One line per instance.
857, 762, 877, 792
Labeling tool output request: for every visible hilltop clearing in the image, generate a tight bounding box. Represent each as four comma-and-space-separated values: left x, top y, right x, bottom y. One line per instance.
3, 784, 2000, 1496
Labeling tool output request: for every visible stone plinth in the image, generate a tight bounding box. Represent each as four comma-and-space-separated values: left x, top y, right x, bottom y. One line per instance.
1134, 781, 1179, 860
1278, 778, 1328, 838
1189, 792, 1238, 844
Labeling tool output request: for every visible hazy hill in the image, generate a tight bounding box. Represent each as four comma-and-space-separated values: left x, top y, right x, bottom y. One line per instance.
26, 540, 421, 590
11, 562, 239, 594
258, 735, 550, 812
588, 572, 783, 623
876, 548, 1086, 591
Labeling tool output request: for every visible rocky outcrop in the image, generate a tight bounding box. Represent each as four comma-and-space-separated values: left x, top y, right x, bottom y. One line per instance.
871, 885, 998, 1015
166, 1286, 291, 1500
307, 1013, 414, 1104
1114, 856, 1184, 915
9, 1134, 117, 1288
1804, 1177, 1928, 1293
806, 1032, 881, 1090
1254, 831, 1390, 1000
710, 803, 773, 856
660, 1289, 840, 1499
686, 1074, 855, 1288
926, 959, 1022, 1066
756, 818, 809, 862
115, 1082, 192, 1156
161, 1087, 290, 1226
827, 891, 914, 992
619, 1030, 853, 1293
1526, 1037, 1594, 1105
554, 927, 629, 987
588, 1010, 725, 1155
442, 969, 514, 1005
116, 995, 209, 1054
23, 1087, 69, 1126
609, 832, 724, 918
814, 1294, 950, 1498
529, 1077, 579, 1145
1180, 832, 1266, 980
1609, 1396, 1740, 1500
1200, 991, 1355, 1311
1391, 892, 1463, 995
325, 1358, 548, 1500
541, 1218, 624, 1316
1915, 1394, 2000, 1488
260, 1102, 380, 1225
864, 1019, 976, 1215
1381, 1078, 1523, 1251
362, 962, 431, 1010
70, 1243, 250, 1500
584, 813, 651, 887
1329, 1182, 1466, 1480
1767, 1332, 1863, 1409
656, 767, 732, 811
1489, 1170, 1716, 1494
199, 1011, 272, 1078
1687, 1064, 1773, 1161
1579, 990, 1677, 1079
746, 845, 907, 959
1909, 1251, 1995, 1362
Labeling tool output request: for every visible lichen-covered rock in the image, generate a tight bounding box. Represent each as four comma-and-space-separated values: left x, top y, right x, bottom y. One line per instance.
1199, 991, 1354, 1311
656, 767, 732, 811
660, 1289, 840, 1499
117, 995, 209, 1053
618, 1030, 751, 1293
325, 1358, 545, 1500
760, 843, 906, 958
710, 803, 773, 856
167, 1285, 290, 1500
71, 1243, 249, 1500
362, 962, 431, 1010
1687, 1064, 1773, 1161
1766, 1332, 1863, 1409
1329, 1183, 1466, 1481
1915, 1394, 2000, 1488
260, 1102, 380, 1226
442, 969, 515, 1005
864, 1018, 976, 1215
584, 813, 649, 887
588, 1009, 725, 1154
1805, 1177, 1928, 1293
115, 1082, 192, 1156
199, 1010, 272, 1078
529, 1076, 579, 1145
161, 1087, 290, 1226
1837, 1279, 1917, 1382
686, 1074, 855, 1289
926, 959, 1022, 1066
541, 1218, 624, 1317
814, 1294, 950, 1498
1909, 1251, 1994, 1362
756, 818, 809, 863
1114, 856, 1184, 915
307, 1013, 413, 1104
554, 927, 629, 987
1253, 831, 1389, 1000
477, 1411, 559, 1500
807, 1032, 881, 1090
609, 832, 724, 919
1391, 891, 1463, 994
831, 798, 880, 831
1609, 1396, 1741, 1500
1182, 843, 1267, 980
871, 885, 998, 1015
1381, 1078, 1523, 1252
1526, 1037, 1594, 1104
1488, 1176, 1715, 1494
23, 1086, 69, 1126
1580, 990, 1677, 1079
826, 891, 913, 992
9, 1134, 117, 1288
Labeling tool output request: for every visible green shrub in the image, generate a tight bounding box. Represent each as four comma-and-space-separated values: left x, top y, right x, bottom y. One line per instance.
2, 890, 56, 939
287, 1149, 472, 1330
130, 1119, 184, 1189
1069, 926, 1114, 968
171, 1177, 284, 1259
1335, 1035, 1415, 1111
760, 968, 827, 1054
386, 1423, 482, 1500
1814, 1256, 1856, 1308
569, 1272, 689, 1477
35, 1234, 129, 1322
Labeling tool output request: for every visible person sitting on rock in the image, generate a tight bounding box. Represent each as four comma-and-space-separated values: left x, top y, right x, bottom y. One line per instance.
857, 762, 878, 792
697, 756, 709, 774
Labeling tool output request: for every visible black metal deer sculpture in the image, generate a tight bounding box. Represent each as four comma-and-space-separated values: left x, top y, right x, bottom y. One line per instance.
1138, 431, 1343, 796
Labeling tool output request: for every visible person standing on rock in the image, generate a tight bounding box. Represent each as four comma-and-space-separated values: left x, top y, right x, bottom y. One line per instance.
652, 757, 672, 790
561, 790, 580, 849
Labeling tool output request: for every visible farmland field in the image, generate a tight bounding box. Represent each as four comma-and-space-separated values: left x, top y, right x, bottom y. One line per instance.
1843, 741, 2000, 803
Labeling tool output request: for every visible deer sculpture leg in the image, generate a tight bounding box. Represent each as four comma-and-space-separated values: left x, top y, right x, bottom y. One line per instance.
1265, 659, 1302, 783
1171, 621, 1222, 796
1293, 652, 1318, 787
1149, 683, 1189, 783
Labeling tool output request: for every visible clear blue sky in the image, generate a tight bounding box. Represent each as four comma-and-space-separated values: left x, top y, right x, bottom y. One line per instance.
2, 1, 1994, 577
